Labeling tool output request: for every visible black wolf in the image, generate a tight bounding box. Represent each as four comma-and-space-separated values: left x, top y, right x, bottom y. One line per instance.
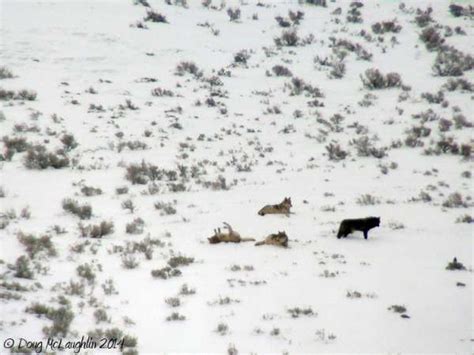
337, 217, 380, 239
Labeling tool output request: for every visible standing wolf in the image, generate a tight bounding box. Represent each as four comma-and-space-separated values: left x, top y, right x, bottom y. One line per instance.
337, 217, 380, 239
258, 197, 292, 216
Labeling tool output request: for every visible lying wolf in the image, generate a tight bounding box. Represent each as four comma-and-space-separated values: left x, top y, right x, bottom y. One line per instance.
258, 197, 292, 216
255, 231, 288, 247
208, 222, 255, 244
337, 217, 380, 239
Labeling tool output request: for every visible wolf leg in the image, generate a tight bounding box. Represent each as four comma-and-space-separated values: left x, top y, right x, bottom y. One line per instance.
363, 230, 368, 239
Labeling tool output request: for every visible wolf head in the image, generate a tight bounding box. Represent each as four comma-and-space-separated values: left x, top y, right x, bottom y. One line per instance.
368, 217, 381, 227
283, 197, 292, 207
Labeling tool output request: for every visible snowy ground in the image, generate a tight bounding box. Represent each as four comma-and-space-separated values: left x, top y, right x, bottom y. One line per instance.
0, 0, 473, 353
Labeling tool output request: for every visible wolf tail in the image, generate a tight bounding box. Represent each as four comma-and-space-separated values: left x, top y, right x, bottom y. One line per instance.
241, 238, 256, 242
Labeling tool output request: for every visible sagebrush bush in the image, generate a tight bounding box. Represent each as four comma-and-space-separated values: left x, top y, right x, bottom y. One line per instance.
289, 10, 304, 24
122, 199, 136, 213
144, 9, 167, 23
275, 16, 291, 28
329, 60, 346, 79
122, 254, 140, 269
449, 4, 471, 18
272, 65, 292, 77
227, 7, 241, 22
151, 266, 182, 279
325, 143, 348, 161
166, 0, 188, 8
453, 114, 473, 129
421, 90, 444, 104
303, 0, 326, 6
60, 134, 78, 151
456, 214, 473, 224
201, 175, 232, 191
151, 87, 174, 97
60, 280, 87, 297
166, 312, 186, 321
126, 218, 145, 235
168, 255, 194, 268
0, 88, 37, 101
351, 135, 386, 158
122, 237, 164, 260
274, 29, 299, 47
117, 140, 148, 153
26, 303, 75, 337
79, 221, 114, 238
81, 185, 102, 197
0, 66, 14, 79
442, 192, 468, 208
116, 186, 129, 195
419, 27, 445, 51
125, 161, 160, 185
175, 61, 203, 79
134, 0, 150, 7
372, 20, 401, 34
287, 307, 315, 318
0, 88, 15, 100
18, 89, 37, 101
216, 322, 229, 335
77, 263, 96, 283
286, 77, 323, 97
14, 122, 40, 133
44, 306, 75, 337
433, 46, 474, 76
357, 194, 380, 205
361, 69, 402, 89
62, 199, 92, 220
404, 125, 431, 147
24, 145, 69, 170
3, 136, 30, 155
414, 7, 433, 27
424, 136, 471, 158
346, 2, 363, 23
331, 38, 372, 61
179, 283, 196, 295
412, 109, 439, 123
154, 201, 177, 215
443, 78, 474, 92
388, 305, 407, 313
94, 309, 110, 323
12, 255, 34, 279
165, 297, 181, 307
233, 50, 251, 66
438, 118, 453, 132
18, 233, 57, 259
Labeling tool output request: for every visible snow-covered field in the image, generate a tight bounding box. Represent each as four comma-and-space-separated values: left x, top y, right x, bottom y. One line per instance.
0, 0, 473, 353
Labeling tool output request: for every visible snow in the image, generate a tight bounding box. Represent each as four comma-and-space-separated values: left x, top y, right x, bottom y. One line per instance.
0, 0, 473, 353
